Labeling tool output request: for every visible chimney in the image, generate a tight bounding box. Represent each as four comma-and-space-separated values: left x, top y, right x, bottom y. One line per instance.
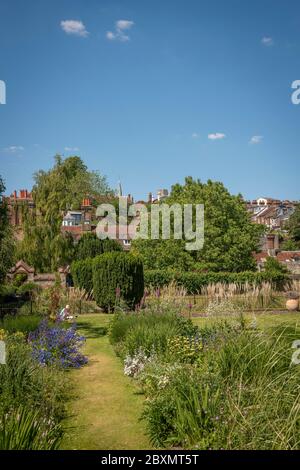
14, 190, 17, 199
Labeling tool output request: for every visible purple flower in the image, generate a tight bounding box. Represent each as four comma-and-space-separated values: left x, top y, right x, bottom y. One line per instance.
28, 320, 88, 369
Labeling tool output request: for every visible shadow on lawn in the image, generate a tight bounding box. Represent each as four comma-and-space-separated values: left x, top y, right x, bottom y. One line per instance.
76, 321, 108, 339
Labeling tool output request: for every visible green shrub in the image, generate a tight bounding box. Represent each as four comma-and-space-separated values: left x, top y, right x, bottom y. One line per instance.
71, 258, 93, 294
13, 273, 28, 287
0, 284, 17, 301
17, 282, 40, 297
144, 269, 288, 293
75, 232, 121, 260
93, 252, 144, 312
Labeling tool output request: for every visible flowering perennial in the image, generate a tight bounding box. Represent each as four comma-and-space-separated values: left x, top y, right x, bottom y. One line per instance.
28, 320, 88, 368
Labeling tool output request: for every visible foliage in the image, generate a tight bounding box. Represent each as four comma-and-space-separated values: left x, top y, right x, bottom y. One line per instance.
264, 256, 288, 275
285, 203, 300, 247
28, 320, 88, 368
0, 406, 62, 450
17, 156, 112, 272
110, 299, 300, 449
93, 252, 144, 312
144, 269, 288, 293
0, 176, 15, 283
131, 239, 195, 271
17, 217, 75, 272
132, 178, 264, 272
109, 308, 197, 359
0, 315, 41, 335
16, 281, 40, 297
12, 273, 27, 287
75, 232, 121, 260
71, 258, 94, 294
0, 333, 69, 422
33, 155, 111, 226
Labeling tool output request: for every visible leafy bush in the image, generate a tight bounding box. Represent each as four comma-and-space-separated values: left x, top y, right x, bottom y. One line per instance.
13, 273, 28, 287
144, 269, 288, 293
17, 282, 40, 297
93, 252, 144, 312
75, 232, 121, 260
0, 284, 17, 301
71, 258, 93, 295
28, 320, 88, 368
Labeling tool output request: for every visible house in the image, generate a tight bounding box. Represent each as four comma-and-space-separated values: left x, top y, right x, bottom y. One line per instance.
62, 210, 83, 227
254, 251, 300, 274
247, 197, 296, 230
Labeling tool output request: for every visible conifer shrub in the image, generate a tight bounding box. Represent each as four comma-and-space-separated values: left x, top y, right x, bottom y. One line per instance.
92, 252, 144, 312
70, 258, 93, 295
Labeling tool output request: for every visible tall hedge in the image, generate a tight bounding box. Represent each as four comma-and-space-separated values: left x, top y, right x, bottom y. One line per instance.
144, 270, 288, 293
70, 258, 93, 294
75, 232, 121, 260
93, 253, 144, 312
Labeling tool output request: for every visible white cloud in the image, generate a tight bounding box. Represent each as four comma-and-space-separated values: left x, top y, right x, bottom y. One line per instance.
192, 133, 199, 138
208, 133, 226, 141
106, 31, 116, 40
4, 145, 24, 153
249, 135, 263, 145
64, 147, 80, 152
116, 20, 134, 31
60, 20, 89, 37
106, 19, 134, 42
261, 36, 274, 47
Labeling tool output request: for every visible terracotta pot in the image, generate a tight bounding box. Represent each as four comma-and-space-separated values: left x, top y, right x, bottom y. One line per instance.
286, 299, 299, 312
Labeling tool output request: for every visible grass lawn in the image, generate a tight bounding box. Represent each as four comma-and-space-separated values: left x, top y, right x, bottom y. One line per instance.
61, 313, 152, 450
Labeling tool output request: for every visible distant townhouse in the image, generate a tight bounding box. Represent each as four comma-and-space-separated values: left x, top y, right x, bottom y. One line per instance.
247, 197, 296, 230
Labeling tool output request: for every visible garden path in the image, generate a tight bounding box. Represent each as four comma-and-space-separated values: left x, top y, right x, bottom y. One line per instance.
61, 314, 151, 450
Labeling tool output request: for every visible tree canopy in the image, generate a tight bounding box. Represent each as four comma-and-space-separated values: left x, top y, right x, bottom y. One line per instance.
0, 176, 15, 282
132, 177, 264, 272
18, 156, 112, 272
285, 204, 300, 248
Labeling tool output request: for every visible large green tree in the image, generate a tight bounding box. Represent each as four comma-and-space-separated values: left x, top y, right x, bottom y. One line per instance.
0, 176, 15, 282
75, 232, 121, 260
285, 204, 300, 248
33, 155, 111, 229
132, 178, 264, 272
18, 156, 111, 271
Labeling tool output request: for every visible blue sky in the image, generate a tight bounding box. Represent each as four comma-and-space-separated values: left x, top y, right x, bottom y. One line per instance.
0, 0, 300, 201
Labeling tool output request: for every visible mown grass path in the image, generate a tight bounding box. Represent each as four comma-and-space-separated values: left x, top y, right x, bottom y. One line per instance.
61, 314, 152, 450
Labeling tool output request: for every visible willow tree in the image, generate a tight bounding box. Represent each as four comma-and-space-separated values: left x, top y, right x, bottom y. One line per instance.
18, 156, 111, 272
